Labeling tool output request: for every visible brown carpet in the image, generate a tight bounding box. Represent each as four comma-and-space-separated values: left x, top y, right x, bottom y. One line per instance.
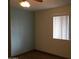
15, 50, 68, 59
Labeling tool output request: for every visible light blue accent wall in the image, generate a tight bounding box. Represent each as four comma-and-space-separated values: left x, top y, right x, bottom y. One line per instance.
11, 8, 35, 56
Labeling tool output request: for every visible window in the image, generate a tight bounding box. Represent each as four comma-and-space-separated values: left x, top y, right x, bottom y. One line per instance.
53, 16, 69, 40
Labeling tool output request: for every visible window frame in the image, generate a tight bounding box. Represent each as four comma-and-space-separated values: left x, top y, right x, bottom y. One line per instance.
52, 15, 70, 40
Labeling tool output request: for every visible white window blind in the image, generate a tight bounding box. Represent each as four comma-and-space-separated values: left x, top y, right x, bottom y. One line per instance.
53, 16, 69, 40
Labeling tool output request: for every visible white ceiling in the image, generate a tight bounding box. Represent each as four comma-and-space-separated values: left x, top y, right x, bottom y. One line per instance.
10, 0, 71, 11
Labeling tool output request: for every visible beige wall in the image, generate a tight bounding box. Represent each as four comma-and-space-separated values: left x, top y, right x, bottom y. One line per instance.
35, 5, 71, 58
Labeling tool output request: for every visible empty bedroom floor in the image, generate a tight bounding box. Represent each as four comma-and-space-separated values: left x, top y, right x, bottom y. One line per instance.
14, 50, 68, 59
